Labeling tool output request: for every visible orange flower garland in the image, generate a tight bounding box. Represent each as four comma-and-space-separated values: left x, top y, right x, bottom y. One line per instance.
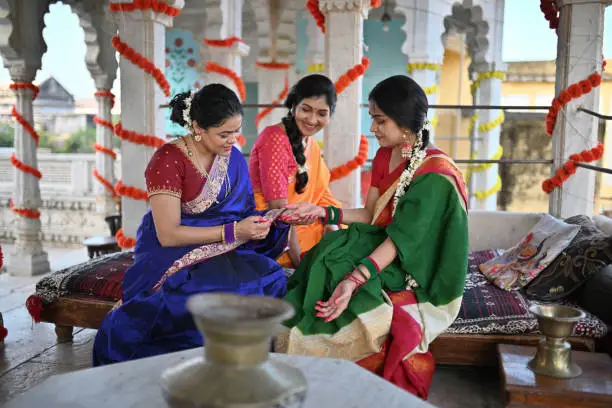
9, 82, 43, 219
542, 143, 604, 193
112, 35, 170, 97
255, 61, 292, 70
255, 75, 290, 128
330, 135, 369, 181
115, 180, 149, 201
204, 61, 246, 101
203, 37, 244, 47
109, 0, 180, 17
93, 143, 117, 160
540, 3, 605, 193
115, 227, 137, 249
335, 57, 370, 94
113, 122, 166, 148
94, 169, 118, 198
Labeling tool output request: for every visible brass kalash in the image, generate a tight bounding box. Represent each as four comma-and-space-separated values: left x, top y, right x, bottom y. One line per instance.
527, 304, 585, 378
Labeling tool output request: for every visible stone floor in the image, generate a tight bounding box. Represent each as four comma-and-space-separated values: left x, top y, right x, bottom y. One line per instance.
0, 245, 504, 408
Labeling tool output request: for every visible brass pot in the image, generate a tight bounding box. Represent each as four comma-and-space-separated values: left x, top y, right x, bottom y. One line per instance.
527, 304, 585, 379
160, 293, 307, 408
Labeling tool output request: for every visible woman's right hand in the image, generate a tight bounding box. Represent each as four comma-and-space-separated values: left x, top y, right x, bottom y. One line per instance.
281, 202, 326, 224
235, 216, 272, 241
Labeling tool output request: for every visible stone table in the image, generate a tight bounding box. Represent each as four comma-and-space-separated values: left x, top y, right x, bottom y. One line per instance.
4, 347, 436, 407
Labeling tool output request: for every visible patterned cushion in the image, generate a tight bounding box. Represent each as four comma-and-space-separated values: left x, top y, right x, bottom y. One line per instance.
524, 215, 612, 302
446, 249, 608, 338
35, 251, 134, 304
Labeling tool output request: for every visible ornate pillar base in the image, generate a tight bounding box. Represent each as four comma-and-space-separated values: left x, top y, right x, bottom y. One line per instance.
8, 218, 50, 276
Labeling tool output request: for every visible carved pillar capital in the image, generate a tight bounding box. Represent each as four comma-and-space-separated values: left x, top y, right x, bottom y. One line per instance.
319, 0, 371, 16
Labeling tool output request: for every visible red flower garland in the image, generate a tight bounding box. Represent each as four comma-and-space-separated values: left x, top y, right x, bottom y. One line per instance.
10, 153, 42, 179
115, 227, 137, 249
203, 37, 244, 47
204, 62, 246, 101
9, 199, 40, 219
540, 0, 559, 30
93, 143, 117, 160
540, 2, 606, 193
112, 35, 170, 97
542, 143, 604, 194
256, 61, 291, 70
114, 122, 166, 148
115, 180, 149, 201
329, 135, 369, 181
92, 90, 117, 197
93, 169, 118, 198
109, 0, 180, 17
335, 57, 370, 94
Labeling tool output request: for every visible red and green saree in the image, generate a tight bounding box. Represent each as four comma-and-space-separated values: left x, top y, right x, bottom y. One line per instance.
277, 147, 469, 399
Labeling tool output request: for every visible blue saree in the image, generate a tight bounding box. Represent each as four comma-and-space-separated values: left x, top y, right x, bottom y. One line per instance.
92, 146, 289, 366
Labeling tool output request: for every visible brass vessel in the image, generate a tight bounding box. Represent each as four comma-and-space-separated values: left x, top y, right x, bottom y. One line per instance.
527, 304, 585, 378
161, 293, 307, 408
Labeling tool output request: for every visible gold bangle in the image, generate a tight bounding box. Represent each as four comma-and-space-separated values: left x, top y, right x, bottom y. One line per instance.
232, 221, 237, 241
221, 224, 226, 244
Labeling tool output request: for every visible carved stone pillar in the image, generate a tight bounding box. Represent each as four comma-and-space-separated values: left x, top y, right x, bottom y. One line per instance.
111, 1, 183, 243
198, 0, 249, 98
73, 2, 119, 217
396, 0, 454, 141
444, 0, 506, 210
0, 0, 50, 276
305, 11, 325, 75
321, 0, 371, 208
549, 0, 610, 218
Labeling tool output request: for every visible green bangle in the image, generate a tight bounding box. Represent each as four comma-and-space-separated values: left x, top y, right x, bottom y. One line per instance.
326, 206, 340, 225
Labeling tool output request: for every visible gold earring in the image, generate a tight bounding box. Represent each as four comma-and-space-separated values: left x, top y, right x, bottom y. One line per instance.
194, 133, 202, 142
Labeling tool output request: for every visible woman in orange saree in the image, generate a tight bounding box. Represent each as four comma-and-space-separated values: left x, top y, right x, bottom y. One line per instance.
248, 74, 341, 268
276, 76, 469, 399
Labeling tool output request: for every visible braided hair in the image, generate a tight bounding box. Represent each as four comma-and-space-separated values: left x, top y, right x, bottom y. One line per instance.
281, 74, 337, 194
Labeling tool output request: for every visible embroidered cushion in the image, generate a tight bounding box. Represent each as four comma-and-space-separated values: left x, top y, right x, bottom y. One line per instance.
34, 251, 134, 304
523, 215, 612, 302
479, 214, 580, 290
574, 265, 612, 325
447, 249, 608, 338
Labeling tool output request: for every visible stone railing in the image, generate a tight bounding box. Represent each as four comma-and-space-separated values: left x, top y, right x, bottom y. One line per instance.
0, 149, 121, 247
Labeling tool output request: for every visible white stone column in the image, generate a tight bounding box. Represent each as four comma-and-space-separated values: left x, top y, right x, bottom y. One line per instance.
470, 67, 506, 210
322, 0, 369, 208
198, 0, 249, 98
550, 0, 610, 218
305, 12, 325, 75
255, 66, 290, 132
113, 3, 183, 241
396, 0, 454, 141
0, 0, 50, 276
94, 91, 117, 215
73, 2, 119, 217
9, 86, 50, 276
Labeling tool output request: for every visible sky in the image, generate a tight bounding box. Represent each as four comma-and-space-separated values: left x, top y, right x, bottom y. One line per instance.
0, 1, 610, 99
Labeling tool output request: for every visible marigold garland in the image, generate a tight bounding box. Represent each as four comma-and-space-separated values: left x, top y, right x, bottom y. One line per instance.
93, 169, 118, 198
334, 57, 370, 94
203, 37, 244, 47
540, 3, 605, 193
542, 143, 604, 194
10, 153, 42, 179
115, 180, 149, 201
112, 35, 170, 97
114, 122, 166, 148
204, 61, 246, 101
10, 82, 42, 219
255, 61, 292, 70
9, 199, 40, 219
329, 135, 369, 181
92, 91, 117, 196
115, 227, 136, 249
109, 0, 180, 16
93, 143, 117, 160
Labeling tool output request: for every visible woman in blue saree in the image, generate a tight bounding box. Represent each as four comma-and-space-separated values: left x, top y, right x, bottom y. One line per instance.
92, 84, 290, 366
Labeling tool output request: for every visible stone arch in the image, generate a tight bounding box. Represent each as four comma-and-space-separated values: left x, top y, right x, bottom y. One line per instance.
441, 0, 489, 75
70, 1, 118, 91
0, 0, 49, 82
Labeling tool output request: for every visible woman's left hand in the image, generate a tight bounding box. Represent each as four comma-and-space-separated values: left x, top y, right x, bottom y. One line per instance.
314, 280, 356, 322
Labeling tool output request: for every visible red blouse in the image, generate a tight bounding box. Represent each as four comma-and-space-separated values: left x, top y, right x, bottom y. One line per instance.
145, 140, 208, 203
370, 147, 407, 193
248, 125, 297, 201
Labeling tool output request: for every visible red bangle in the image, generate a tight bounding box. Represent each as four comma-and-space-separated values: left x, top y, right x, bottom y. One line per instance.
366, 256, 381, 274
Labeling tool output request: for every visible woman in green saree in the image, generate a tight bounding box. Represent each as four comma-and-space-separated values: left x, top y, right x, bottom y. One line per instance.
276, 75, 469, 399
